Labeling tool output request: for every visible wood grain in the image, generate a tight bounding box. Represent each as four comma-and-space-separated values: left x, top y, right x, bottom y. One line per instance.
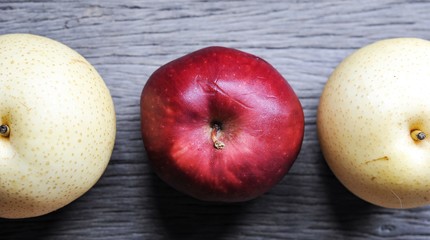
1, 0, 430, 239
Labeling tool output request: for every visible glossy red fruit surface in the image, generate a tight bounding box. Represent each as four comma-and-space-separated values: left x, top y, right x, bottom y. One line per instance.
141, 46, 304, 202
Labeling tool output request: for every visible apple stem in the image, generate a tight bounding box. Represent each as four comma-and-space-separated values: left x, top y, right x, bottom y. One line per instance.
0, 124, 10, 137
211, 123, 225, 149
411, 129, 426, 141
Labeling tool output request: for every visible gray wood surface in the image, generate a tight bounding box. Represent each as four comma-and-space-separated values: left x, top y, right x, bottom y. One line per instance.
1, 0, 430, 239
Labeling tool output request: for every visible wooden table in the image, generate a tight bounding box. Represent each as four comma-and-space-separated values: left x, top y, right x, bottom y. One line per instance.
1, 1, 430, 239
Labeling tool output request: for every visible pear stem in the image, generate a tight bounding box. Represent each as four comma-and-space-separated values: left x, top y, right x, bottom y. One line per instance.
0, 124, 10, 137
211, 123, 225, 149
411, 129, 426, 141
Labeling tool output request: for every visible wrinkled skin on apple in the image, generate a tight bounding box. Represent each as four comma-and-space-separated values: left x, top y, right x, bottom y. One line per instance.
141, 47, 304, 202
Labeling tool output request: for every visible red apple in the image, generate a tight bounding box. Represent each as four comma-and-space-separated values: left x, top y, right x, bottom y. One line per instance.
140, 47, 304, 202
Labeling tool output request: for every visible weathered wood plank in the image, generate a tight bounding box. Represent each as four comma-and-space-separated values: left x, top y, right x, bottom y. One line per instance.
1, 0, 430, 239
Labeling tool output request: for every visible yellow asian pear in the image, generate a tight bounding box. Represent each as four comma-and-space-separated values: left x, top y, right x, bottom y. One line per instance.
318, 38, 430, 208
0, 34, 116, 218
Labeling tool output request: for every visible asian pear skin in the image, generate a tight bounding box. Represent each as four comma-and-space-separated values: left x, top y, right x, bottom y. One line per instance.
318, 38, 430, 208
0, 34, 116, 218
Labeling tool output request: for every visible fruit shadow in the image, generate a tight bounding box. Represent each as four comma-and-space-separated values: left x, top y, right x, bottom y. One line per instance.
0, 210, 63, 240
149, 172, 252, 240
317, 152, 382, 236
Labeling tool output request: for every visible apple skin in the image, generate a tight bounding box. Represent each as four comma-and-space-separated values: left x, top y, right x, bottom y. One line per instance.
0, 34, 116, 218
318, 38, 430, 208
140, 46, 304, 202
